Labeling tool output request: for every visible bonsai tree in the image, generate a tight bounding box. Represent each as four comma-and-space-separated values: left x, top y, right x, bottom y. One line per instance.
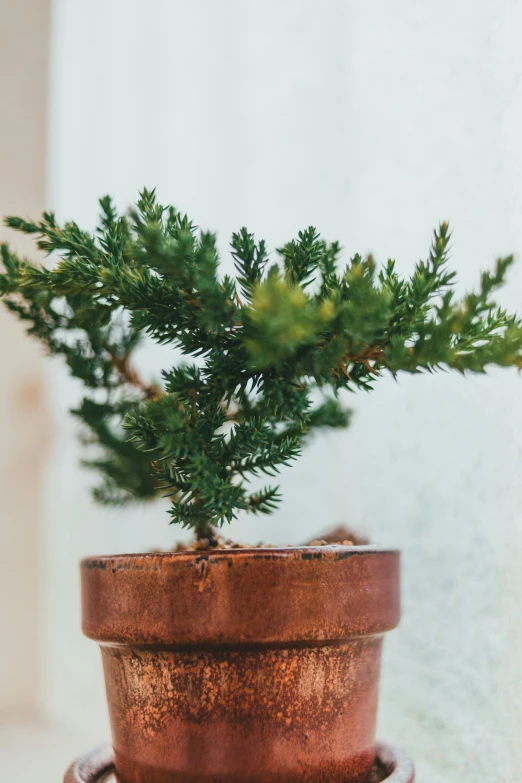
1, 189, 521, 543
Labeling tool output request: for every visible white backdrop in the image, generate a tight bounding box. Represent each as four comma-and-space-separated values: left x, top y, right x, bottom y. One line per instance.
44, 2, 522, 781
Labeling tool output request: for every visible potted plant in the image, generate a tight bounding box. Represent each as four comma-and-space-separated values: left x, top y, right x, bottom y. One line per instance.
2, 190, 521, 783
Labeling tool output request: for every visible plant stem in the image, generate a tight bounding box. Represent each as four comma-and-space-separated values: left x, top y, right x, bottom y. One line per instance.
195, 520, 216, 543
109, 352, 161, 400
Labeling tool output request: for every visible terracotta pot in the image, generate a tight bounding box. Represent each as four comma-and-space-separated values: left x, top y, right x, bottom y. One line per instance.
82, 546, 400, 783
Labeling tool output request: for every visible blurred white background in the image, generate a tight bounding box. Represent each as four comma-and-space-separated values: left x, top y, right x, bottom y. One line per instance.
2, 1, 522, 781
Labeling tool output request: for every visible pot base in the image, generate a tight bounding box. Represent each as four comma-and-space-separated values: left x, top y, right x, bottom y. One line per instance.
63, 742, 414, 783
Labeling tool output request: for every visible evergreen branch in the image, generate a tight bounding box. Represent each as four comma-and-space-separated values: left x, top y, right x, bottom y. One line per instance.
231, 228, 268, 300
247, 486, 282, 514
278, 226, 323, 286
230, 436, 301, 477
2, 194, 522, 536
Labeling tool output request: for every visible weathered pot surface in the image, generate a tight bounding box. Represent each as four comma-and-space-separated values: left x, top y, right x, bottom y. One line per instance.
81, 546, 400, 783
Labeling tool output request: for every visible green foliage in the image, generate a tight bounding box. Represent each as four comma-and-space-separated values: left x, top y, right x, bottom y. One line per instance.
2, 191, 522, 536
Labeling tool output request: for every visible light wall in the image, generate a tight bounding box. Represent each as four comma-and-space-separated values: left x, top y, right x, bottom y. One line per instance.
2, 2, 522, 781
0, 0, 51, 716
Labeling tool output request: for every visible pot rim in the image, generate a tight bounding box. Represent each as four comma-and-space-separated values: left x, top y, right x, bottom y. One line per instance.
81, 544, 398, 566
81, 545, 400, 647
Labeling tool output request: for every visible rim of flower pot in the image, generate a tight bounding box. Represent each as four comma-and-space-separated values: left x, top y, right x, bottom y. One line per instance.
81, 545, 400, 648
82, 543, 396, 560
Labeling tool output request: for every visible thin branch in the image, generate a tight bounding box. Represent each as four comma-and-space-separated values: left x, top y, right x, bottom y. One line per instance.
109, 352, 162, 399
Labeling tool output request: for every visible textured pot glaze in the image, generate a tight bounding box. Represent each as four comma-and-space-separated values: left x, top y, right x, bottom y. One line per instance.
81, 546, 400, 783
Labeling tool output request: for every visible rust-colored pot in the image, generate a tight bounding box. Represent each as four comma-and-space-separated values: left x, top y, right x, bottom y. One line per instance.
81, 546, 400, 783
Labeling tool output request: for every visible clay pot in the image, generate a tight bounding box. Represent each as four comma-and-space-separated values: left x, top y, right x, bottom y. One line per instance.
81, 546, 400, 783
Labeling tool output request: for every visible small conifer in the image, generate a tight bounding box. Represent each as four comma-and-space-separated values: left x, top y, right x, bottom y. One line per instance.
2, 189, 521, 539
